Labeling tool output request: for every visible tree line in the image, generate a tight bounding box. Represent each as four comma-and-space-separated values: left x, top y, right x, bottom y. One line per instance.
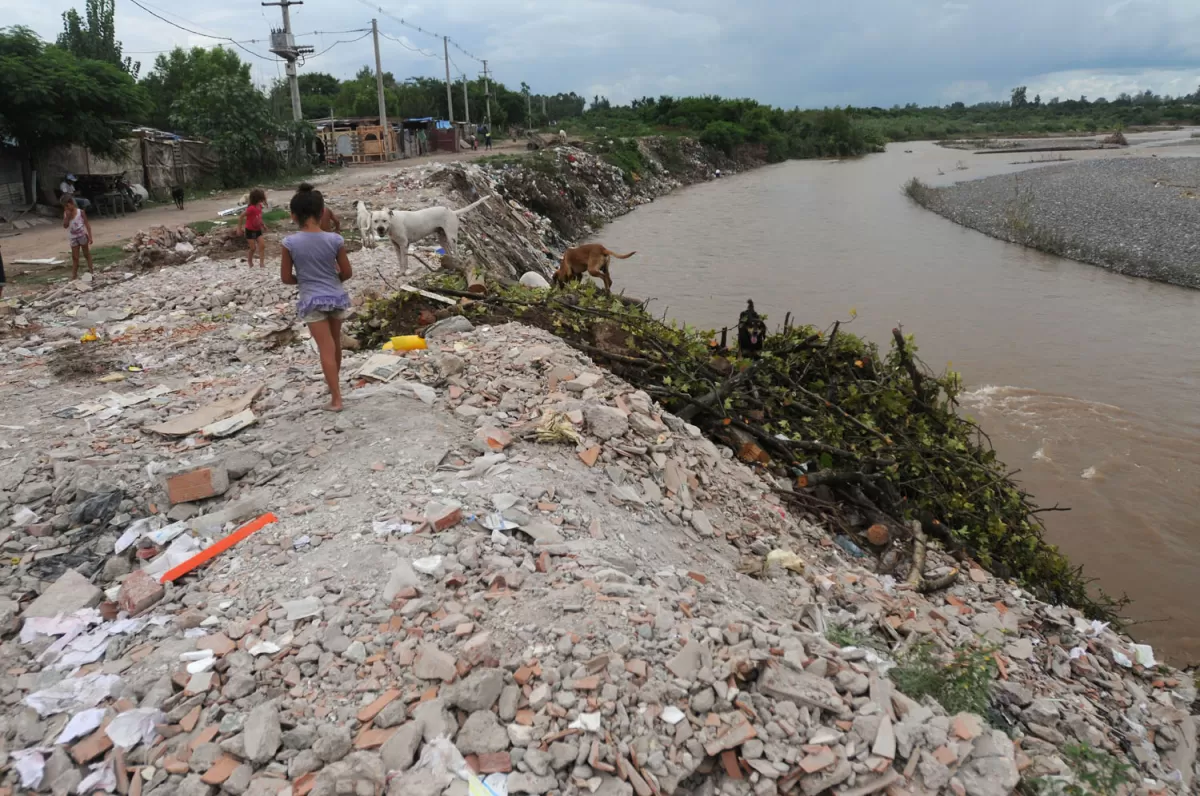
5, 0, 1200, 193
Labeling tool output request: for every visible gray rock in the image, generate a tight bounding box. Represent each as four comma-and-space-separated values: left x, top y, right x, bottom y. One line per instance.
508, 772, 560, 794
224, 450, 264, 480
690, 687, 716, 714
455, 711, 509, 755
343, 641, 367, 664
24, 569, 102, 618
189, 742, 224, 772
958, 730, 1020, 796
425, 316, 474, 338
383, 559, 419, 601
549, 741, 577, 771
525, 748, 552, 776
224, 764, 254, 795
758, 664, 843, 712
176, 774, 215, 796
243, 702, 282, 764
518, 272, 551, 289
290, 748, 323, 777
101, 555, 132, 581
375, 699, 408, 728
583, 404, 629, 441
413, 644, 456, 681
445, 668, 505, 712
498, 685, 520, 722
313, 726, 353, 763
412, 699, 457, 742
222, 673, 256, 700
282, 725, 318, 750
380, 721, 424, 772
14, 481, 53, 503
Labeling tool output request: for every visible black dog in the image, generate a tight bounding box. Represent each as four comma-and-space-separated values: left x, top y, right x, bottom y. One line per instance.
737, 300, 767, 357
170, 186, 185, 210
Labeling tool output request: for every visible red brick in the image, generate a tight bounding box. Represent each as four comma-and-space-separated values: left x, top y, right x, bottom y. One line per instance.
357, 689, 401, 724
572, 676, 600, 691
201, 756, 240, 785
427, 504, 462, 532
578, 447, 601, 467
197, 633, 235, 657
164, 466, 229, 505
118, 570, 165, 615
476, 752, 512, 774
71, 727, 113, 764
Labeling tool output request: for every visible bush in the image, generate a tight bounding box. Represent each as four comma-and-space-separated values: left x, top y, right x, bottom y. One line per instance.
699, 120, 746, 155
892, 641, 997, 716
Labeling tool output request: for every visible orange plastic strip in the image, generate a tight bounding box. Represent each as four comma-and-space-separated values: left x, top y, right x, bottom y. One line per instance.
159, 512, 278, 583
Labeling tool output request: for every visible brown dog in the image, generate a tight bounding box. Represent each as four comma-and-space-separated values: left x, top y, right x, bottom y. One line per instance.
552, 243, 636, 291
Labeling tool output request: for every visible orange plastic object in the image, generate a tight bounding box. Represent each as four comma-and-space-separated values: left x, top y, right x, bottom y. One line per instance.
159, 512, 278, 583
390, 335, 427, 351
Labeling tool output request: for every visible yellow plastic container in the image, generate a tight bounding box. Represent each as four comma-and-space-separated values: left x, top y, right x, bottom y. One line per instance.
389, 335, 427, 351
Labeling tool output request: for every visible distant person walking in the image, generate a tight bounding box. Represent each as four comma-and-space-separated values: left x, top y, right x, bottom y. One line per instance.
238, 188, 267, 268
280, 183, 353, 412
417, 128, 428, 156
62, 196, 93, 280
481, 123, 492, 150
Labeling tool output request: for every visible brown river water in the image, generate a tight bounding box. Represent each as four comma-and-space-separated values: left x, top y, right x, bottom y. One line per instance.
593, 132, 1200, 665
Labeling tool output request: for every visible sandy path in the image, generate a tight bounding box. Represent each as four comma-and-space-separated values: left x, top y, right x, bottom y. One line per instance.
0, 141, 527, 279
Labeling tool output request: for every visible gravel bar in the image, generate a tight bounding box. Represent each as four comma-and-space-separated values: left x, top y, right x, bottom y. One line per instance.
912, 157, 1200, 288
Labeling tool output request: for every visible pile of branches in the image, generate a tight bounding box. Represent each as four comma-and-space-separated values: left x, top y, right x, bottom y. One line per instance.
355, 278, 1124, 622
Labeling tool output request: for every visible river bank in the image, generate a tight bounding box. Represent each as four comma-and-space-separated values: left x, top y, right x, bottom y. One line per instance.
903, 157, 1200, 288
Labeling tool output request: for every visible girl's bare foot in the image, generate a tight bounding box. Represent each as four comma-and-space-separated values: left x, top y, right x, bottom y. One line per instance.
323, 402, 344, 412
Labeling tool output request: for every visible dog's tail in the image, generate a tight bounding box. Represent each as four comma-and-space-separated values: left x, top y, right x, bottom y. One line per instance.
604, 249, 637, 260
454, 195, 491, 216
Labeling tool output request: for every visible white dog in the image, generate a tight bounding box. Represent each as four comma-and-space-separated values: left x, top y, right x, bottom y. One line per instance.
371, 196, 490, 271
355, 201, 374, 248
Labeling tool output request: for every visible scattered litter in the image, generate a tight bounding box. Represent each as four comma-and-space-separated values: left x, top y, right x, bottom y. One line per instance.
372, 520, 413, 536
568, 712, 602, 732
1132, 643, 1156, 668
12, 506, 38, 527
24, 672, 121, 716
201, 408, 256, 438
144, 384, 264, 437
357, 353, 407, 383
55, 708, 107, 744
249, 640, 281, 656
479, 513, 519, 533
106, 708, 166, 748
159, 512, 277, 583
12, 748, 48, 788
661, 706, 686, 725
1112, 649, 1133, 668
833, 535, 867, 558
766, 549, 806, 573
77, 760, 117, 792
13, 258, 64, 265
400, 283, 457, 304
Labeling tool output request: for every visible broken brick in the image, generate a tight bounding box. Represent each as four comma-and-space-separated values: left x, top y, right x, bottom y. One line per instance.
118, 570, 165, 615
163, 465, 229, 505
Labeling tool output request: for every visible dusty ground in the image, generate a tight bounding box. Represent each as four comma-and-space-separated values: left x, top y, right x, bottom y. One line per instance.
0, 140, 528, 282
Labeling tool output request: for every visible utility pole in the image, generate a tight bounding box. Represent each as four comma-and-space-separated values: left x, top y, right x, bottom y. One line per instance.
371, 19, 390, 158
443, 36, 454, 125
481, 60, 492, 129
462, 73, 470, 126
263, 0, 312, 122
526, 88, 532, 130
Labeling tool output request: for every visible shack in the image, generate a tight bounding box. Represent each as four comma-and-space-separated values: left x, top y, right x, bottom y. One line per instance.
400, 118, 460, 156
315, 117, 398, 165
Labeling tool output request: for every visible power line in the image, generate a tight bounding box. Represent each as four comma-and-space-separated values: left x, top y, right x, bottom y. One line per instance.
126, 0, 280, 61
353, 0, 483, 63
303, 30, 372, 62
379, 31, 440, 59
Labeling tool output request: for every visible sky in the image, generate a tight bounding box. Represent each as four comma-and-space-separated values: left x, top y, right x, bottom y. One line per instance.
6, 0, 1200, 109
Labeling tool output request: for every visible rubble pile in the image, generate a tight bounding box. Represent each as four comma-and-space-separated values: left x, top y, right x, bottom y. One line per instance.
0, 259, 1195, 794
121, 225, 243, 270
0, 150, 1194, 796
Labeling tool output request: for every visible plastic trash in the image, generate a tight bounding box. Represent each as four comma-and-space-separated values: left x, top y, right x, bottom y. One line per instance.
106, 708, 166, 748
412, 556, 445, 576
1132, 643, 1156, 668
766, 549, 806, 573
834, 535, 867, 558
390, 335, 427, 351
661, 706, 686, 725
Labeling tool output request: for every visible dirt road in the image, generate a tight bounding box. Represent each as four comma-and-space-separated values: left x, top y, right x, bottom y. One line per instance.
0, 141, 526, 276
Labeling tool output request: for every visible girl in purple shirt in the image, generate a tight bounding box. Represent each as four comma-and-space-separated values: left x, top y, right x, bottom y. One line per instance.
281, 183, 353, 411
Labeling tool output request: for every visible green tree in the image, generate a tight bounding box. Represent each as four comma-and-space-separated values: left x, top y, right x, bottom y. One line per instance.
1010, 86, 1028, 107
57, 0, 138, 77
171, 76, 289, 186
140, 46, 250, 130
0, 26, 148, 197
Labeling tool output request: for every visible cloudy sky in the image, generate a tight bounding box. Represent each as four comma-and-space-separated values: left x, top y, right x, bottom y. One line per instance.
7, 0, 1200, 108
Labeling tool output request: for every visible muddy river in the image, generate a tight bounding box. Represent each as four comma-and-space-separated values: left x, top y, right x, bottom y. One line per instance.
597, 131, 1200, 664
